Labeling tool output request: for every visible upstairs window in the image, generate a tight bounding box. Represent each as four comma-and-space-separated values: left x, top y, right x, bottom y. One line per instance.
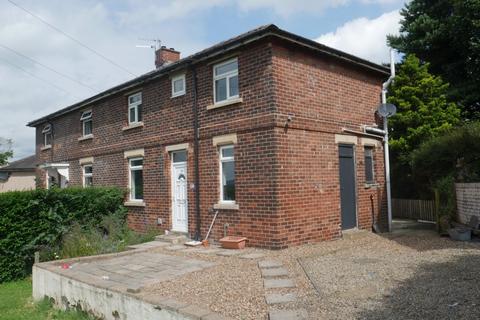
80, 110, 92, 136
42, 124, 52, 147
364, 147, 375, 184
219, 145, 235, 202
171, 74, 186, 97
213, 58, 238, 104
83, 164, 93, 187
129, 158, 144, 201
128, 93, 142, 124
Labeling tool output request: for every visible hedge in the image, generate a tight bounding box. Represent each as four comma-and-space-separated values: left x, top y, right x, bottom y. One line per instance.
0, 187, 126, 283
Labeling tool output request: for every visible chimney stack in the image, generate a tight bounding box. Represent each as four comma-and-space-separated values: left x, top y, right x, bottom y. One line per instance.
155, 46, 180, 69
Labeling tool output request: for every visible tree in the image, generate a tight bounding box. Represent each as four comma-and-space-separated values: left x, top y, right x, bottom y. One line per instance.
388, 0, 480, 119
387, 54, 461, 198
0, 138, 13, 166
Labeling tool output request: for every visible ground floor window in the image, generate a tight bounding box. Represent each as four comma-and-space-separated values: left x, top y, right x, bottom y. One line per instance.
83, 164, 93, 187
219, 145, 235, 202
129, 158, 144, 200
364, 146, 375, 184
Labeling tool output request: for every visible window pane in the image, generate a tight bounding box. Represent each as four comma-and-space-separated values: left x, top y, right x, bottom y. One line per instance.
222, 160, 235, 201
85, 176, 93, 187
45, 133, 52, 146
215, 60, 237, 76
229, 75, 238, 97
84, 166, 93, 174
173, 78, 184, 93
215, 78, 227, 102
221, 146, 234, 158
130, 159, 143, 167
365, 148, 374, 183
129, 94, 141, 104
173, 151, 187, 162
83, 120, 92, 135
129, 107, 136, 123
131, 169, 144, 200
137, 104, 142, 122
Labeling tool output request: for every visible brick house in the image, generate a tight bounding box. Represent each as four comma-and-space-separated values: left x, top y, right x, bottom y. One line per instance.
28, 24, 389, 249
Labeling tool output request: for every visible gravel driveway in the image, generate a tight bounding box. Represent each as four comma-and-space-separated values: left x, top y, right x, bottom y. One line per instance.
296, 225, 480, 319
142, 222, 480, 320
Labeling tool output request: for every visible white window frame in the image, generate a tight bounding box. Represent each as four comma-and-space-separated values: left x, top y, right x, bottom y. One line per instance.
171, 74, 186, 97
128, 92, 142, 124
80, 110, 92, 136
128, 157, 144, 201
82, 164, 93, 187
42, 124, 52, 147
219, 145, 235, 203
213, 58, 239, 104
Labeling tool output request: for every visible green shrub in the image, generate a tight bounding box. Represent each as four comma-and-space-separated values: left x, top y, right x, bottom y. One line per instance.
0, 187, 127, 283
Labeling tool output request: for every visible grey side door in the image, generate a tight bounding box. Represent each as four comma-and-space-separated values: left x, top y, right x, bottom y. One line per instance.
339, 144, 357, 230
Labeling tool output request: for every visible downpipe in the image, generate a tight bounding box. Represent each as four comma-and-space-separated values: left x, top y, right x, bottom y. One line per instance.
382, 49, 395, 232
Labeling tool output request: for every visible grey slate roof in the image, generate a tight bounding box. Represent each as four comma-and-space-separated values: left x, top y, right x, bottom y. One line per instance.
27, 24, 389, 127
0, 155, 37, 172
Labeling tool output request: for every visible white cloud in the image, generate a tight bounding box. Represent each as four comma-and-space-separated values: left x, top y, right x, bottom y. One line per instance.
315, 10, 401, 64
237, 0, 348, 17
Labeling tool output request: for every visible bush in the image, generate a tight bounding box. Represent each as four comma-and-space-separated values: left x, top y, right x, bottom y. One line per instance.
0, 187, 127, 283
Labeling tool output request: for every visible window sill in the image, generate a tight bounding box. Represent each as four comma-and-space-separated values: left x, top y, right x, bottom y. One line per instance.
207, 97, 243, 110
122, 122, 144, 131
78, 134, 93, 142
213, 202, 239, 210
124, 200, 145, 207
365, 183, 379, 189
171, 92, 185, 98
41, 145, 52, 151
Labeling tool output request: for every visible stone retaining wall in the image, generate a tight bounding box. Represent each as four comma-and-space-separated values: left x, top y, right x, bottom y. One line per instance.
455, 183, 480, 226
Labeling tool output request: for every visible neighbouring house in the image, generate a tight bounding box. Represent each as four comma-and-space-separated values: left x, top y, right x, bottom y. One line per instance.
28, 24, 389, 249
0, 155, 36, 192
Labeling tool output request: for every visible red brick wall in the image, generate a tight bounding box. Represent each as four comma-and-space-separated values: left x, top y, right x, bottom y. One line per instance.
34, 38, 387, 249
270, 41, 387, 246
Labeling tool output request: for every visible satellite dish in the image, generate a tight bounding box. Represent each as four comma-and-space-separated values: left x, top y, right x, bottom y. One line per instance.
377, 103, 397, 117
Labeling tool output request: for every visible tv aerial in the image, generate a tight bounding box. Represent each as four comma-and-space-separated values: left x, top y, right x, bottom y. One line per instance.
136, 38, 161, 51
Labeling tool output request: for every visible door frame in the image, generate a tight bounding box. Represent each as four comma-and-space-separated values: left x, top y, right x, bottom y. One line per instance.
338, 143, 358, 230
170, 150, 188, 233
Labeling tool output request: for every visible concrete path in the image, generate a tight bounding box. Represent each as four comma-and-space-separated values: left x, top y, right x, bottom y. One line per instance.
259, 259, 306, 320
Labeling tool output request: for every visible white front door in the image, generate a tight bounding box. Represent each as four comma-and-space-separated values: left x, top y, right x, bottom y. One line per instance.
171, 152, 188, 233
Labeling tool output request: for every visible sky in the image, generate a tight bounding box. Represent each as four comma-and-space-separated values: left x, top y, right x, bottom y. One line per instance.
0, 0, 406, 160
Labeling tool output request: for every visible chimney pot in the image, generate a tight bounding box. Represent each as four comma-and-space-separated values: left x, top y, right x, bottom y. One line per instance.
155, 46, 180, 69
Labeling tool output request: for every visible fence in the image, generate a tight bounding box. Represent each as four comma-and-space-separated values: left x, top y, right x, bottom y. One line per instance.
392, 198, 437, 222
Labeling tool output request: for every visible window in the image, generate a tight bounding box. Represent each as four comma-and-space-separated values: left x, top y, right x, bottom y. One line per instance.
83, 164, 93, 187
128, 93, 142, 124
171, 74, 185, 97
80, 110, 92, 136
364, 147, 375, 183
129, 158, 144, 201
213, 58, 238, 104
219, 145, 235, 202
42, 124, 52, 147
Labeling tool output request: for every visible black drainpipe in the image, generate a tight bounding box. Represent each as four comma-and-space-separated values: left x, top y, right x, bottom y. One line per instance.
192, 67, 201, 241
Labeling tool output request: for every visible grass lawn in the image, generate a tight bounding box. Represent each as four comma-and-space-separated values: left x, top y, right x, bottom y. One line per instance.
0, 278, 92, 320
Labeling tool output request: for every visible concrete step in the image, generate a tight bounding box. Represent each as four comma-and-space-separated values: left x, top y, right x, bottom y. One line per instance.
341, 228, 369, 240
155, 233, 190, 244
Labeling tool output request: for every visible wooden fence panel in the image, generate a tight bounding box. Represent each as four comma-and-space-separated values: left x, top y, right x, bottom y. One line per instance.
392, 198, 436, 222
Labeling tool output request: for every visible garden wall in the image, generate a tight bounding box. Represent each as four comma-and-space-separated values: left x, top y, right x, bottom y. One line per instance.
455, 183, 480, 226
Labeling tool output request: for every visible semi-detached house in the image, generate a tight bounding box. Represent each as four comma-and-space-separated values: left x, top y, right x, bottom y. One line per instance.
28, 24, 389, 249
